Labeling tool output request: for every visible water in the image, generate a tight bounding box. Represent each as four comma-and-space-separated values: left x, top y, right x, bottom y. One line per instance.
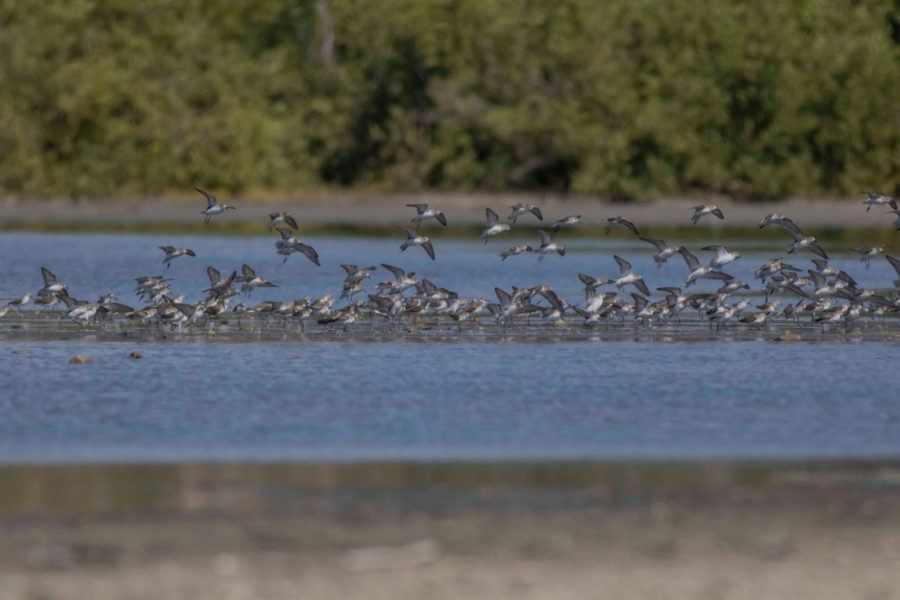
1, 232, 896, 307
1, 232, 898, 463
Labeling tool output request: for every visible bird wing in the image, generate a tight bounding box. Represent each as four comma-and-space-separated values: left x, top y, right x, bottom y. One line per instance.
340, 264, 357, 275
640, 237, 667, 251
406, 203, 428, 213
613, 255, 632, 275
206, 266, 221, 285
159, 246, 175, 253
422, 241, 435, 261
241, 264, 256, 278
886, 254, 900, 277
435, 212, 447, 226
380, 263, 405, 280
284, 214, 299, 229
276, 227, 294, 240
537, 229, 553, 246
633, 279, 650, 296
808, 242, 829, 260
486, 207, 499, 226
195, 187, 217, 208
40, 267, 56, 285
531, 207, 543, 220
678, 248, 701, 271
296, 243, 321, 266
621, 218, 639, 234
495, 287, 512, 307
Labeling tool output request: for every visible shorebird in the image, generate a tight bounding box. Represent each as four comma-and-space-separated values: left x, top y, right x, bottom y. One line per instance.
535, 230, 565, 261
612, 255, 651, 296
885, 206, 900, 230
376, 264, 417, 292
550, 215, 582, 231
701, 245, 741, 268
691, 204, 724, 225
274, 227, 321, 266
500, 245, 533, 260
37, 267, 67, 297
267, 212, 298, 230
203, 266, 238, 299
400, 228, 435, 260
861, 191, 896, 212
508, 203, 543, 224
785, 230, 828, 259
481, 208, 510, 243
237, 264, 277, 296
196, 188, 235, 224
678, 248, 734, 287
159, 246, 196, 268
639, 237, 681, 266
885, 254, 900, 287
853, 246, 885, 269
0, 305, 8, 319
6, 292, 31, 312
341, 264, 377, 284
758, 213, 801, 233
753, 258, 800, 281
407, 203, 447, 226
604, 216, 639, 235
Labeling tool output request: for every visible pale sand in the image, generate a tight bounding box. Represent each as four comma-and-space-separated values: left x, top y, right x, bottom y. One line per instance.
2, 462, 900, 599
0, 193, 892, 228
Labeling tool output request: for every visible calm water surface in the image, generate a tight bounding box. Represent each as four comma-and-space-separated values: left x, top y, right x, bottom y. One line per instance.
1, 340, 898, 462
0, 233, 898, 463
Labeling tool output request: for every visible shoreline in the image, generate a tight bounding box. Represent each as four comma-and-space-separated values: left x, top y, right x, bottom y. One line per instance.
2, 193, 896, 229
3, 460, 900, 599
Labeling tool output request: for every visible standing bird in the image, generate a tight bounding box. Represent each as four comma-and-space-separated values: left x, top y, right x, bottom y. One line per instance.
535, 230, 565, 261
6, 292, 31, 312
196, 188, 235, 224
267, 212, 298, 231
407, 203, 447, 226
691, 204, 724, 225
604, 216, 639, 235
159, 246, 196, 268
481, 208, 510, 243
400, 228, 435, 260
508, 203, 543, 224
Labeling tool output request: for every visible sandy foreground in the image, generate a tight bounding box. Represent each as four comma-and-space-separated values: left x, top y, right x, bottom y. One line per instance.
0, 193, 893, 229
2, 461, 900, 599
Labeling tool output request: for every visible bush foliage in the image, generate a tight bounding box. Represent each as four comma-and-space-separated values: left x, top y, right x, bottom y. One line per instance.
2, 0, 900, 199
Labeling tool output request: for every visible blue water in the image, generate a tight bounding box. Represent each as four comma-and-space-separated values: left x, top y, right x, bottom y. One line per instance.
1, 339, 898, 462
0, 232, 896, 308
1, 232, 898, 463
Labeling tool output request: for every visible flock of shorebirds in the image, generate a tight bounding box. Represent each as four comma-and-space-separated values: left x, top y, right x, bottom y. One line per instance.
1, 188, 900, 332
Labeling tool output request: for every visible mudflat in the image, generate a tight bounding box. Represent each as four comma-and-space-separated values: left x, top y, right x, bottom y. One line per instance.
2, 461, 900, 599
0, 193, 888, 229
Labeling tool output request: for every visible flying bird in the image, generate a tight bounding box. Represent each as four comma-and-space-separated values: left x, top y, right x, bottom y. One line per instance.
196, 188, 236, 224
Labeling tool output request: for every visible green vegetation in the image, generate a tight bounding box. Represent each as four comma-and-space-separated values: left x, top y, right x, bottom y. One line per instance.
2, 1, 900, 199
